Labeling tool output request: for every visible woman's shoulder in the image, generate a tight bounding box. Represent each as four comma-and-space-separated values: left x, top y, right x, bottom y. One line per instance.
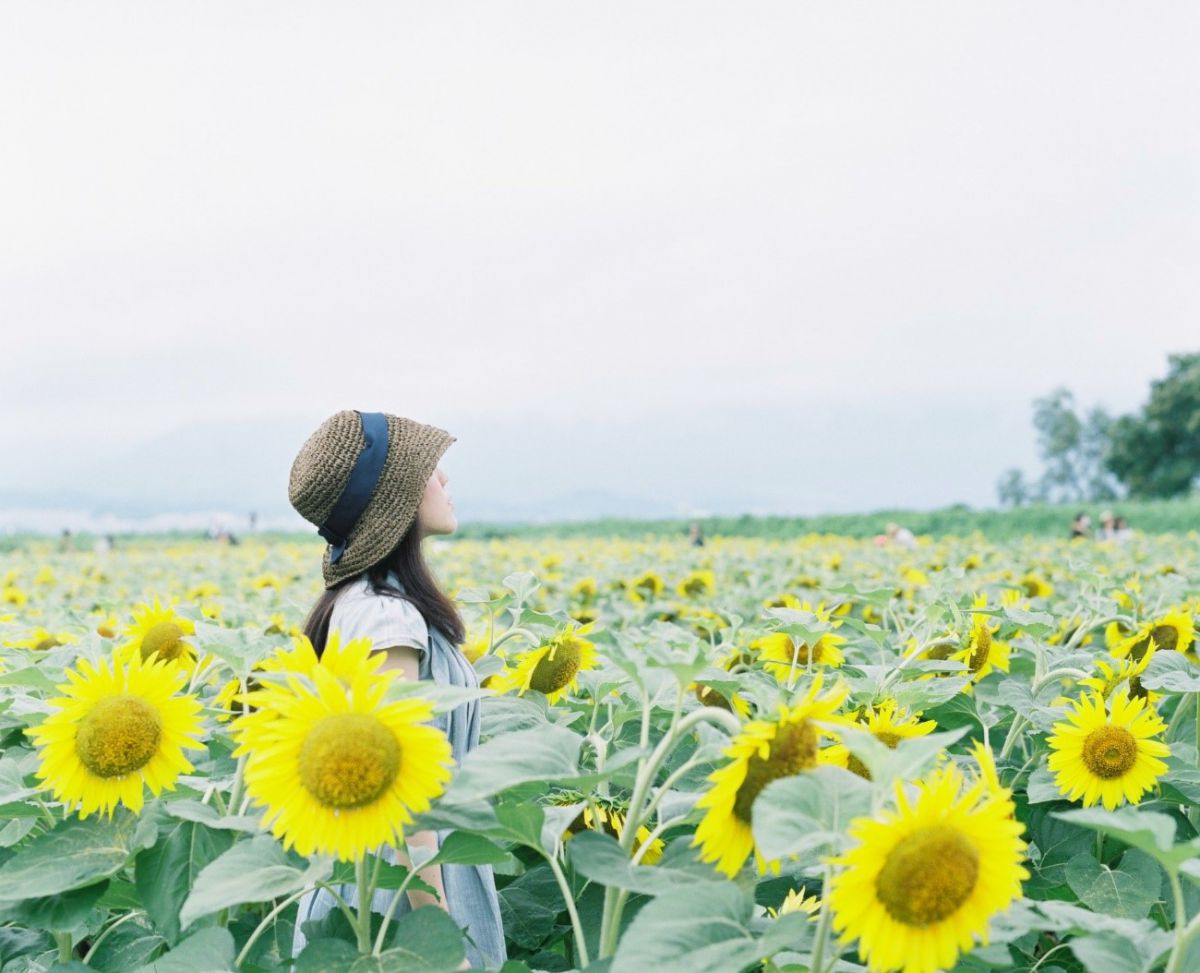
330, 574, 429, 652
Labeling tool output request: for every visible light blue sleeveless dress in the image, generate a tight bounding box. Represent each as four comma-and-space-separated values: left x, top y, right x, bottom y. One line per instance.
292, 575, 508, 969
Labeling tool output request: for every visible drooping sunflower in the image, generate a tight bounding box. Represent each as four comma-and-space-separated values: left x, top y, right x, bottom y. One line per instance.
1017, 572, 1053, 599
231, 664, 454, 861
559, 795, 664, 865
6, 626, 79, 651
25, 651, 205, 818
1113, 608, 1195, 663
950, 594, 1010, 687
692, 674, 849, 877
821, 700, 936, 780
829, 757, 1028, 973
1046, 688, 1170, 810
626, 571, 666, 604
676, 569, 715, 599
493, 623, 598, 704
118, 597, 199, 671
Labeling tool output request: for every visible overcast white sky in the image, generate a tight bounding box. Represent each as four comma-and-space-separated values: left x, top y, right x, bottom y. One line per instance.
3, 3, 1198, 524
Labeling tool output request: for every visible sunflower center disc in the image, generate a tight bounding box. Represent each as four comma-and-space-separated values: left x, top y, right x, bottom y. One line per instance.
34, 636, 62, 651
1151, 625, 1179, 653
529, 642, 581, 694
141, 622, 187, 663
1082, 725, 1138, 778
875, 825, 980, 926
299, 713, 400, 810
1127, 636, 1153, 663
75, 694, 163, 778
732, 721, 818, 823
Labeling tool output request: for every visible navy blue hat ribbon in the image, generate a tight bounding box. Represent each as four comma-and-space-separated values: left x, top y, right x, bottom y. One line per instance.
317, 411, 390, 564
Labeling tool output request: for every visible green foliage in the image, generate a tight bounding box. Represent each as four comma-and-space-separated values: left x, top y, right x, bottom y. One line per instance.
1107, 352, 1200, 498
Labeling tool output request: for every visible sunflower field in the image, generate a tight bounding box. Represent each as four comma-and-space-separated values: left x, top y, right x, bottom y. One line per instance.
1, 530, 1199, 973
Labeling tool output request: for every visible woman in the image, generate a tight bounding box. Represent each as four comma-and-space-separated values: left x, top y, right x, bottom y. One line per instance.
286, 409, 507, 969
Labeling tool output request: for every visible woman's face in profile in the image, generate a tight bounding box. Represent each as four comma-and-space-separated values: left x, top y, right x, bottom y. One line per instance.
417, 465, 457, 537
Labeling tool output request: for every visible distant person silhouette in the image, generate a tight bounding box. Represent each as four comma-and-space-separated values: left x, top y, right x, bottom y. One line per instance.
1069, 512, 1091, 540
688, 522, 705, 547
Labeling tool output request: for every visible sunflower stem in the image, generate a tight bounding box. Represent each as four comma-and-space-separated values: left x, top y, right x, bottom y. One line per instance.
372, 861, 421, 956
82, 910, 144, 962
545, 850, 589, 968
1164, 868, 1192, 973
998, 715, 1027, 760
809, 863, 835, 973
355, 855, 373, 955
54, 932, 72, 963
234, 890, 308, 969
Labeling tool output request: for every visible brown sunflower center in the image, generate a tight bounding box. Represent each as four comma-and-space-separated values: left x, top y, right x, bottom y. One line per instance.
968, 627, 992, 672
530, 641, 582, 694
1081, 725, 1138, 779
1150, 625, 1179, 653
875, 826, 980, 927
732, 720, 819, 823
299, 713, 400, 810
75, 694, 163, 778
140, 622, 189, 663
1127, 635, 1153, 663
34, 636, 62, 651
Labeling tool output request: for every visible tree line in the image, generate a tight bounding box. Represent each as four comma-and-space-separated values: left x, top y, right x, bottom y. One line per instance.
998, 352, 1200, 506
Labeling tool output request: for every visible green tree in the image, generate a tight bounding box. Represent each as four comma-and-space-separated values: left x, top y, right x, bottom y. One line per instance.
996, 468, 1031, 507
1029, 388, 1119, 503
1106, 352, 1200, 498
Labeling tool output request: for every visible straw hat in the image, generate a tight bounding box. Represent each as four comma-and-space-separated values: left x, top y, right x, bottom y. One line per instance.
288, 410, 455, 588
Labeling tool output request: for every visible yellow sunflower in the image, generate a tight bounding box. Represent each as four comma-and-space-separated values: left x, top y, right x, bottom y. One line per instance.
220, 631, 387, 725
768, 888, 821, 920
752, 602, 847, 681
5, 626, 79, 651
676, 569, 715, 599
950, 595, 1010, 687
25, 651, 205, 818
493, 623, 598, 704
1063, 646, 1158, 706
692, 674, 849, 877
829, 757, 1028, 973
231, 664, 454, 861
1017, 573, 1053, 599
562, 799, 664, 865
118, 597, 199, 671
821, 700, 936, 780
627, 571, 666, 604
1046, 688, 1170, 810
1114, 608, 1195, 663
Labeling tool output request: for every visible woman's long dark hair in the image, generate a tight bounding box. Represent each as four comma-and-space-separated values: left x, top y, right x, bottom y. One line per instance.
302, 524, 465, 656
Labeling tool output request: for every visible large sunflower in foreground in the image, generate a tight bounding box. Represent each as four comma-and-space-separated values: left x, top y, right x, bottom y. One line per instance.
216, 630, 386, 723
1046, 688, 1170, 810
117, 597, 200, 671
692, 674, 848, 877
231, 664, 453, 861
493, 623, 598, 704
829, 758, 1028, 973
25, 652, 205, 818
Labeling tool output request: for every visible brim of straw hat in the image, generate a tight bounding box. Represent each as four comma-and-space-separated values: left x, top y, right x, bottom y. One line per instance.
301, 415, 455, 589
